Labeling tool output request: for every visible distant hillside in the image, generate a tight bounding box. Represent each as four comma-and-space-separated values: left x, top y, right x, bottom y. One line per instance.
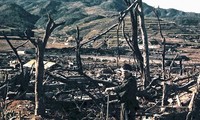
142, 3, 200, 26
0, 3, 39, 29
3, 0, 200, 17
142, 3, 200, 18
0, 0, 200, 35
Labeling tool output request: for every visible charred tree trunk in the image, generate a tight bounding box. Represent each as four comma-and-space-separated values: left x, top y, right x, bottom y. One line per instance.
29, 15, 65, 117
130, 6, 144, 76
34, 41, 45, 116
138, 0, 150, 88
161, 82, 169, 106
190, 75, 200, 120
75, 26, 83, 74
116, 23, 121, 67
123, 0, 144, 75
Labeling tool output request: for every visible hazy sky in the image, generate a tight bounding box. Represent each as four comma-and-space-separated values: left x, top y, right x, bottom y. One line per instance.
143, 0, 200, 13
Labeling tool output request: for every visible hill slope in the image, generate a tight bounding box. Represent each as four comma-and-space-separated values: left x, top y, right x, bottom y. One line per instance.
0, 3, 39, 29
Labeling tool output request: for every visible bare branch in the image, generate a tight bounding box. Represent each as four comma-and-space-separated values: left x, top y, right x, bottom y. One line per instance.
24, 30, 37, 47
122, 20, 134, 51
46, 14, 54, 33
3, 33, 24, 73
15, 40, 29, 49
43, 14, 65, 47
29, 39, 37, 47
80, 23, 118, 47
153, 8, 165, 38
50, 21, 65, 34
121, 0, 139, 20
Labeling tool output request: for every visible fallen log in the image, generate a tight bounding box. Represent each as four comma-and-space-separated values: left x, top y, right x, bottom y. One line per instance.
173, 73, 198, 83
46, 71, 117, 87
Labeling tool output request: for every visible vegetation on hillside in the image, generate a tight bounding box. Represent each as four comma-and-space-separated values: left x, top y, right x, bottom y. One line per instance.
0, 3, 39, 29
174, 16, 200, 26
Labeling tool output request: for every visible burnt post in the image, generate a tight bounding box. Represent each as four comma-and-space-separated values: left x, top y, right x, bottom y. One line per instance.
75, 26, 83, 74
179, 58, 183, 75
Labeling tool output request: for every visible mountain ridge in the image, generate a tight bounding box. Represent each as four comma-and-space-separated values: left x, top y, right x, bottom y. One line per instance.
0, 0, 199, 34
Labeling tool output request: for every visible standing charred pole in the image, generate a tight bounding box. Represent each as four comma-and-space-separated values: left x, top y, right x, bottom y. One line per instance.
153, 8, 166, 80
